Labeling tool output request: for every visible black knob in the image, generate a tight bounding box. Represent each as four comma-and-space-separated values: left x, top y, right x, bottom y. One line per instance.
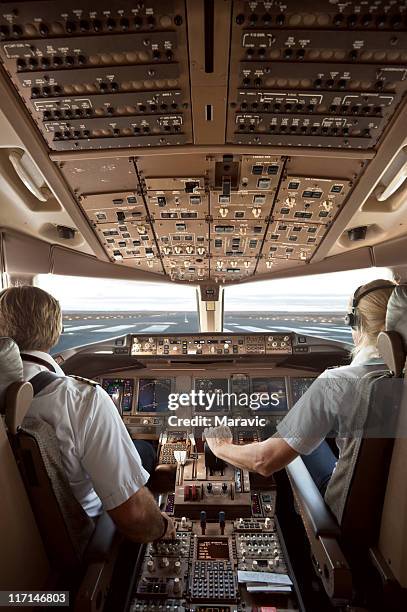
390, 14, 402, 28
31, 87, 40, 97
139, 104, 146, 112
361, 14, 372, 27
236, 14, 245, 25
99, 82, 107, 92
92, 19, 102, 32
42, 86, 51, 96
110, 82, 119, 92
254, 77, 262, 87
249, 13, 258, 26
106, 18, 116, 31
134, 16, 143, 29
338, 78, 347, 89
120, 18, 129, 31
243, 77, 250, 86
16, 58, 26, 69
333, 14, 343, 26
65, 21, 76, 34
174, 15, 183, 26
82, 130, 90, 138
152, 50, 161, 60
376, 14, 386, 27
53, 85, 62, 95
106, 106, 114, 115
262, 13, 271, 25
150, 104, 157, 112
39, 23, 48, 36
276, 14, 285, 25
65, 55, 74, 65
53, 56, 62, 66
40, 57, 50, 68
79, 19, 89, 32
297, 49, 305, 59
349, 49, 358, 60
43, 110, 51, 120
54, 110, 61, 119
73, 130, 80, 139
347, 14, 357, 27
77, 55, 86, 65
314, 78, 322, 88
12, 24, 23, 37
166, 49, 173, 60
284, 48, 293, 59
0, 25, 10, 39
147, 16, 156, 28
28, 57, 38, 68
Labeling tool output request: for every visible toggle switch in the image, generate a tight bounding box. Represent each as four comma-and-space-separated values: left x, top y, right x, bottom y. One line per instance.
200, 510, 207, 535
219, 511, 225, 535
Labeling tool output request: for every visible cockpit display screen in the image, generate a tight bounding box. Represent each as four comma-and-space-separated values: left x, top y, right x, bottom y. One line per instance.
194, 378, 230, 412
137, 378, 173, 413
102, 378, 134, 415
291, 377, 315, 405
196, 537, 230, 561
251, 377, 288, 412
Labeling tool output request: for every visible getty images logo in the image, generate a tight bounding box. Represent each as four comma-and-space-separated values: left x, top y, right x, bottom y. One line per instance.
167, 389, 281, 411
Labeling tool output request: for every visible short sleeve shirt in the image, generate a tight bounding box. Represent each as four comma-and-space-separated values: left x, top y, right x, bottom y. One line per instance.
23, 351, 149, 517
276, 345, 386, 456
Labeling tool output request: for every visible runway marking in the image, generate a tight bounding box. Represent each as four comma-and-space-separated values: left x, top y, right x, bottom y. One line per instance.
64, 324, 104, 331
235, 325, 272, 332
139, 324, 172, 332
91, 324, 141, 333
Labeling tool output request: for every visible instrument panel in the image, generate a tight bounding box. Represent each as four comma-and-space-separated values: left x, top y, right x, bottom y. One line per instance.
131, 333, 293, 357
101, 373, 315, 417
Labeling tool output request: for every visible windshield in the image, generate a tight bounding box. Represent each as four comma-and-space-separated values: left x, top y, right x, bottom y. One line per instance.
224, 267, 393, 344
35, 275, 199, 353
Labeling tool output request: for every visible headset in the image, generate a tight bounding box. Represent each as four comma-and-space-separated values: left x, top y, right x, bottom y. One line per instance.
344, 282, 395, 329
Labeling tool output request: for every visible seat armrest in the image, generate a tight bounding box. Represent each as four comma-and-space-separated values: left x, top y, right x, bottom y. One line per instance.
286, 456, 340, 538
84, 512, 119, 563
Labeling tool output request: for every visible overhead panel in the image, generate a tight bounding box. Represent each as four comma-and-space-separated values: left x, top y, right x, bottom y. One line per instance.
228, 1, 407, 148
0, 1, 191, 150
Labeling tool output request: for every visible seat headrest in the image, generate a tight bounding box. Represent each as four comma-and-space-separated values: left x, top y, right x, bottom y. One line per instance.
0, 337, 24, 411
386, 285, 407, 351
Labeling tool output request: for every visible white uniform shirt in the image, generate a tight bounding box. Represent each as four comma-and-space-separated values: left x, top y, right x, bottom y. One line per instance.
276, 345, 385, 456
23, 350, 149, 517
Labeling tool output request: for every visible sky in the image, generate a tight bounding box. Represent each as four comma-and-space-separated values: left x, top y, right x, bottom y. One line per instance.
36, 266, 393, 312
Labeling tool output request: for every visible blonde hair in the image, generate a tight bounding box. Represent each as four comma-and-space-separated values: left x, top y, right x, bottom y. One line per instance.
352, 278, 396, 354
0, 286, 62, 351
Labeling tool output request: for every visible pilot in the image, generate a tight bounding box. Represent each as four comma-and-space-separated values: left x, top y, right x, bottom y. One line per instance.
0, 285, 175, 542
204, 278, 396, 495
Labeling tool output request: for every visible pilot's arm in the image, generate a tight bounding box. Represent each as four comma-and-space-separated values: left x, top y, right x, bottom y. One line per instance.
204, 426, 298, 477
205, 372, 341, 477
79, 384, 175, 542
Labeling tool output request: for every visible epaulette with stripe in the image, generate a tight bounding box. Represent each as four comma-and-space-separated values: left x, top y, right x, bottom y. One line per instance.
69, 375, 99, 388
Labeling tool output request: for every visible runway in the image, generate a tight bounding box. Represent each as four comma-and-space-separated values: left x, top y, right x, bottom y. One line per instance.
53, 311, 352, 353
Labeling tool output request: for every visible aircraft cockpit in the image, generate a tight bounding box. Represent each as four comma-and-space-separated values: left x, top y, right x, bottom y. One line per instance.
0, 1, 407, 611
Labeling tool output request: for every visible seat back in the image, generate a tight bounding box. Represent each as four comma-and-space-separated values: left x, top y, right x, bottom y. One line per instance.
12, 418, 95, 572
0, 337, 95, 573
325, 369, 401, 559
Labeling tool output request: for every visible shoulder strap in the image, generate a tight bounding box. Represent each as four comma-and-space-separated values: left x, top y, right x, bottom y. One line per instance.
21, 353, 56, 372
29, 371, 62, 396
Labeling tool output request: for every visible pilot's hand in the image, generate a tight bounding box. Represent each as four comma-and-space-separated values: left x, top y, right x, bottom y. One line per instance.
159, 512, 177, 540
203, 425, 233, 457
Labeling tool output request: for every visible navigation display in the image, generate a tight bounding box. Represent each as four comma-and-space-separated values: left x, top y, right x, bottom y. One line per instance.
137, 378, 173, 413
251, 377, 288, 413
291, 377, 315, 405
194, 378, 229, 412
102, 378, 134, 415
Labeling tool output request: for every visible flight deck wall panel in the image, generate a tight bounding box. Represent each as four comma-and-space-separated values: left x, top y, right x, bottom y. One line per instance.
228, 0, 407, 149
0, 1, 191, 150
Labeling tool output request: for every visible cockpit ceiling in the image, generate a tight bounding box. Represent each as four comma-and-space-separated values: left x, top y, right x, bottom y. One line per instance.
0, 1, 406, 283
58, 153, 362, 283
